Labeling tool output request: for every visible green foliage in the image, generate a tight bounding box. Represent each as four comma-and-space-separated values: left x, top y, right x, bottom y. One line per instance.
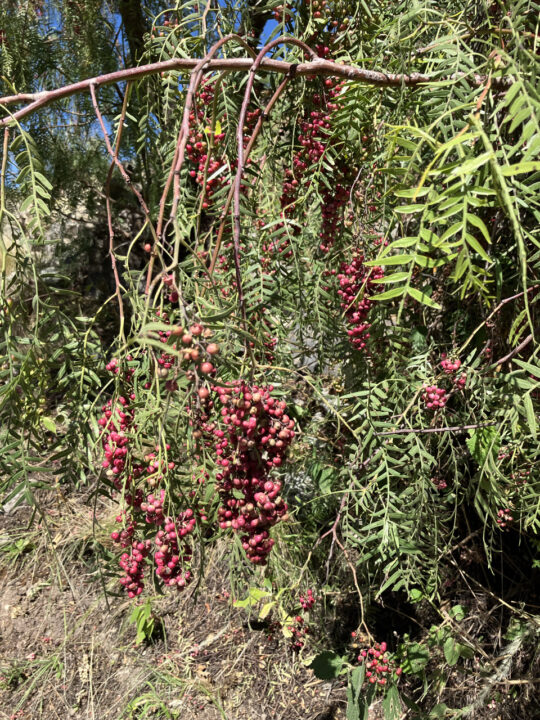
346, 664, 375, 720
1, 1, 539, 717
310, 650, 346, 680
129, 598, 159, 645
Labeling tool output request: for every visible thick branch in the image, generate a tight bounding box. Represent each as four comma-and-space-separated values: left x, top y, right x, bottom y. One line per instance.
0, 56, 511, 126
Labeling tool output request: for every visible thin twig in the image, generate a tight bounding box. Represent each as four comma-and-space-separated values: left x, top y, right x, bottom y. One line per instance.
88, 82, 126, 332
375, 422, 497, 436
0, 127, 9, 215
490, 333, 533, 368
460, 286, 538, 354
201, 0, 213, 36
89, 83, 150, 217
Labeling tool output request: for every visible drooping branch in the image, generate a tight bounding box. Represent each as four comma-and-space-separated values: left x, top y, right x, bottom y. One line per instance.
89, 83, 129, 337
0, 55, 512, 127
208, 73, 291, 276
146, 34, 258, 296
89, 82, 151, 220
232, 37, 318, 329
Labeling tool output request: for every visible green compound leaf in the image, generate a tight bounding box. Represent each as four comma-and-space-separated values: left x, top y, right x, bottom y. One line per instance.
466, 427, 501, 466
309, 651, 346, 680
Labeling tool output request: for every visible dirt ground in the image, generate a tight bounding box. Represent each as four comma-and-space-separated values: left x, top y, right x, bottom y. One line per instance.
0, 489, 353, 720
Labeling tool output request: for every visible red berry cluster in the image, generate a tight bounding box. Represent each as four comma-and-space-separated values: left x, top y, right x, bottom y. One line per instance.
440, 354, 461, 374
299, 588, 315, 610
431, 477, 448, 491
357, 641, 402, 687
119, 540, 151, 598
98, 354, 199, 597
287, 590, 316, 649
275, 1, 349, 33
288, 615, 310, 650
310, 0, 329, 21
185, 83, 260, 212
105, 356, 134, 381
150, 309, 219, 386
186, 83, 227, 211
498, 447, 510, 462
143, 444, 175, 489
154, 512, 196, 588
141, 490, 166, 525
422, 385, 447, 410
273, 77, 352, 257
337, 253, 384, 350
511, 468, 530, 488
440, 353, 467, 388
151, 12, 179, 38
111, 511, 135, 547
98, 391, 138, 491
207, 382, 295, 564
496, 508, 514, 528
306, 0, 349, 29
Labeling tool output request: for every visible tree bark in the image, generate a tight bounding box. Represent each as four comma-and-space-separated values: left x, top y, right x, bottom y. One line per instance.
118, 0, 147, 64
239, 0, 273, 46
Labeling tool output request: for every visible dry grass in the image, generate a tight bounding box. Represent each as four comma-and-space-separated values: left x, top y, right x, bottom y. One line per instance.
0, 488, 348, 720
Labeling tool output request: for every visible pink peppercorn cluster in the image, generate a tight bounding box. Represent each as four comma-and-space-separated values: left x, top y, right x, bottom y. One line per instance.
143, 443, 175, 488
511, 468, 530, 489
274, 76, 353, 256
207, 381, 295, 564
431, 477, 448, 491
99, 355, 198, 597
496, 508, 514, 528
265, 591, 316, 650
337, 254, 384, 350
283, 590, 316, 650
440, 353, 467, 389
154, 511, 196, 589
299, 588, 315, 611
119, 539, 151, 598
185, 82, 259, 211
98, 391, 139, 492
288, 615, 310, 650
99, 305, 295, 589
141, 490, 166, 525
259, 70, 370, 276
150, 310, 219, 384
291, 590, 316, 648
111, 511, 135, 547
440, 354, 461, 374
357, 641, 402, 687
105, 355, 135, 381
296, 1, 350, 32
185, 82, 226, 211
422, 384, 447, 410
